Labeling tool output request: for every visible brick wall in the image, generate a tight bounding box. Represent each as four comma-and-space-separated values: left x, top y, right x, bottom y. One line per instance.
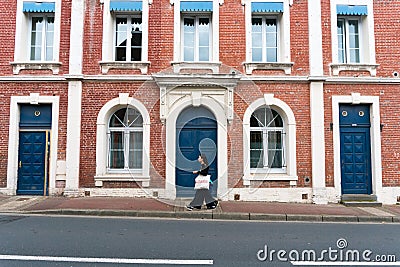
0, 83, 68, 187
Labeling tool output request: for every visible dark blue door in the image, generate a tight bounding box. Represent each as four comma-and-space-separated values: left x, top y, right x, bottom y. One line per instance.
176, 107, 217, 197
339, 104, 372, 194
17, 131, 49, 195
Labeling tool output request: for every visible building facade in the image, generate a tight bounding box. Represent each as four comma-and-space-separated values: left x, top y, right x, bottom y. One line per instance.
0, 0, 399, 204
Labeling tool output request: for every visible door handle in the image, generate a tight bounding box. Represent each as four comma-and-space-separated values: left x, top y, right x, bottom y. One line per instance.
19, 161, 22, 168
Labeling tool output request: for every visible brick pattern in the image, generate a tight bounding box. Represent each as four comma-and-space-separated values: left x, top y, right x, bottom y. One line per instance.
0, 0, 400, 195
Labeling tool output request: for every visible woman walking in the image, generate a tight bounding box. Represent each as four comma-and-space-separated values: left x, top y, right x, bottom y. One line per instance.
186, 154, 218, 210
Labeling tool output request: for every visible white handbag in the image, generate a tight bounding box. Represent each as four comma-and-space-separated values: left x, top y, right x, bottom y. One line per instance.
194, 174, 211, 190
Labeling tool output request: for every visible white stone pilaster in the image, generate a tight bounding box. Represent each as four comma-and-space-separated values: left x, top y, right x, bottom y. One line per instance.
65, 0, 85, 196
308, 0, 327, 204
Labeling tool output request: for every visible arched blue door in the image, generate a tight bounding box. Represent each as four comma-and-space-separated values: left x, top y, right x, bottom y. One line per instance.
340, 104, 372, 195
176, 107, 218, 197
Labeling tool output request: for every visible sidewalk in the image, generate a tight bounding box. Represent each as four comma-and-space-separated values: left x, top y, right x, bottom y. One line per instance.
1, 195, 400, 223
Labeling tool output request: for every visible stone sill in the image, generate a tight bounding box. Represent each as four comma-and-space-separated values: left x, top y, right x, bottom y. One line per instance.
243, 174, 298, 186
243, 62, 293, 75
171, 61, 222, 73
10, 61, 62, 75
94, 174, 150, 187
329, 63, 379, 76
99, 61, 150, 74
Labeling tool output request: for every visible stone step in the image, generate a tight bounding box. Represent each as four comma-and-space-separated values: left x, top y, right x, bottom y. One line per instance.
341, 194, 377, 202
342, 201, 382, 207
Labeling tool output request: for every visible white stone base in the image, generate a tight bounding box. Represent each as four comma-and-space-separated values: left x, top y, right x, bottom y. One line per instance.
0, 188, 15, 195
86, 188, 167, 199
225, 188, 313, 203
377, 187, 400, 205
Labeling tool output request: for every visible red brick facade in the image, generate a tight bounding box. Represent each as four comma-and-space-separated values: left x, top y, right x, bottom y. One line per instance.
0, 0, 399, 203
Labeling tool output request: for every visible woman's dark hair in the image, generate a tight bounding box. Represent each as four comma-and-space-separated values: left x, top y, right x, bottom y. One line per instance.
200, 154, 209, 167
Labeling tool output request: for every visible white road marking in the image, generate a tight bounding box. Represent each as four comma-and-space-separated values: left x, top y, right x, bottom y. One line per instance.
292, 261, 400, 266
0, 255, 213, 265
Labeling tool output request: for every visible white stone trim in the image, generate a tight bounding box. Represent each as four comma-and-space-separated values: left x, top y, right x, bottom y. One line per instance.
227, 188, 312, 203
308, 0, 323, 76
65, 81, 82, 196
172, 0, 220, 62
7, 94, 60, 195
95, 94, 151, 186
242, 94, 297, 185
332, 94, 382, 201
165, 94, 228, 200
101, 0, 150, 65
310, 82, 327, 204
13, 0, 62, 70
243, 0, 291, 68
330, 0, 376, 68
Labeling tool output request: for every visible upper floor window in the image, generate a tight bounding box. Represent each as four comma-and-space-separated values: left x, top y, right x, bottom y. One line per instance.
12, 1, 61, 74
30, 15, 55, 61
330, 1, 377, 76
182, 15, 211, 61
243, 1, 292, 75
172, 0, 219, 64
336, 5, 365, 64
115, 16, 142, 61
251, 16, 278, 62
108, 107, 143, 171
100, 0, 150, 74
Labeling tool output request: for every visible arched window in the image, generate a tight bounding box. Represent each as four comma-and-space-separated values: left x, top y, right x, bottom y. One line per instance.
108, 106, 143, 170
250, 107, 285, 170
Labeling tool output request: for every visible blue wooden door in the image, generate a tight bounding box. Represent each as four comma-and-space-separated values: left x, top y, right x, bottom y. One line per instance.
17, 131, 49, 195
339, 104, 372, 194
176, 107, 217, 197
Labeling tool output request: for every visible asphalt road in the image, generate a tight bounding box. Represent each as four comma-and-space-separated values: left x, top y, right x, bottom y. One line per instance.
0, 214, 399, 267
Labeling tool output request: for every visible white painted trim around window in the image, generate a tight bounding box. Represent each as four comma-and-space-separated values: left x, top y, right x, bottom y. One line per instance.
95, 94, 150, 186
101, 0, 150, 73
172, 0, 220, 62
330, 0, 376, 74
243, 94, 297, 185
7, 94, 60, 195
243, 0, 291, 74
13, 0, 61, 67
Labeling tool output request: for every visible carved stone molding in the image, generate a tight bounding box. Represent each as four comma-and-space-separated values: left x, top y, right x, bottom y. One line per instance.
153, 73, 241, 124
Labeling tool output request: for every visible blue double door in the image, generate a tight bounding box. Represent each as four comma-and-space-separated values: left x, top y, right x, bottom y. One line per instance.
340, 104, 372, 195
176, 107, 218, 197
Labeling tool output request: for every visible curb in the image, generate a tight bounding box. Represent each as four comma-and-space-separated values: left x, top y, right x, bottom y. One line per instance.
3, 209, 400, 223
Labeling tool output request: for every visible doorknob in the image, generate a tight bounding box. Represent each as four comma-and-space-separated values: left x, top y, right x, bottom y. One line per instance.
19, 161, 22, 168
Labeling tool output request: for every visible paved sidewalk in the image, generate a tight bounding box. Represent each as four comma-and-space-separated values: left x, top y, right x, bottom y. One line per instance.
0, 195, 399, 223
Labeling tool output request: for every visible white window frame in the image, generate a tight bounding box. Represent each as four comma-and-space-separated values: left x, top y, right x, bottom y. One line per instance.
114, 15, 143, 62
243, 94, 297, 185
95, 94, 150, 187
249, 109, 286, 173
172, 0, 220, 63
337, 17, 362, 64
107, 108, 144, 173
243, 0, 292, 74
28, 14, 55, 61
330, 0, 377, 76
250, 129, 286, 172
181, 14, 212, 62
251, 15, 279, 63
12, 0, 61, 74
100, 0, 150, 74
